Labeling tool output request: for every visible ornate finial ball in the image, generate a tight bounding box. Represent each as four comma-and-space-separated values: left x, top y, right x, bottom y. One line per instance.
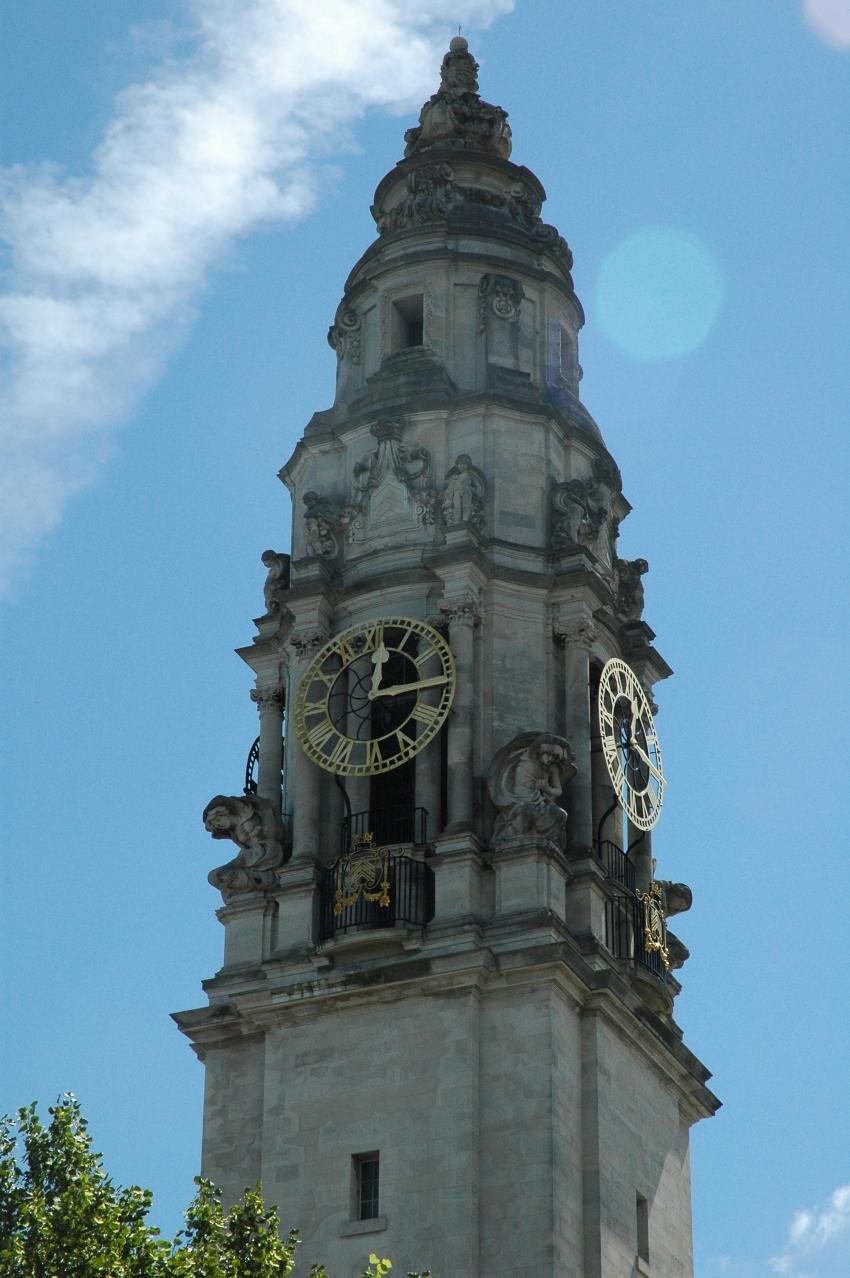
449, 35, 468, 53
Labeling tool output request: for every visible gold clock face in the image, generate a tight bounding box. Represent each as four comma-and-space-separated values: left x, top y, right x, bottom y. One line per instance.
598, 658, 665, 831
292, 616, 456, 777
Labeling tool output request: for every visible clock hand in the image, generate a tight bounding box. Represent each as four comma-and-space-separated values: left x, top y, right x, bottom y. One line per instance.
369, 643, 389, 697
368, 674, 448, 700
626, 735, 664, 785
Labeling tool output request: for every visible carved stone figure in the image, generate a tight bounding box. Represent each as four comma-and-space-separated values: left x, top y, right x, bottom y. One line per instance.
346, 420, 437, 546
202, 794, 286, 897
439, 454, 487, 528
403, 36, 512, 160
488, 732, 577, 849
585, 456, 621, 568
551, 478, 591, 550
666, 931, 690, 970
303, 491, 344, 559
615, 557, 648, 622
260, 549, 290, 614
657, 879, 693, 918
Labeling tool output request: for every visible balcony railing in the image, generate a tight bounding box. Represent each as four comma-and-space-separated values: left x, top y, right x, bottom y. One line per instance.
596, 839, 636, 892
317, 853, 435, 943
339, 806, 428, 857
604, 892, 668, 982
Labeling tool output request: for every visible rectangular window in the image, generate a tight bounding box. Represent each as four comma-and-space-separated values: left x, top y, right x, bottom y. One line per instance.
354, 1153, 380, 1220
392, 295, 424, 349
636, 1192, 650, 1263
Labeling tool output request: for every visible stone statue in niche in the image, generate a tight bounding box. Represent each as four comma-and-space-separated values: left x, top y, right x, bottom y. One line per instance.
488, 732, 577, 849
203, 793, 286, 898
585, 456, 621, 568
303, 491, 345, 559
260, 549, 290, 614
615, 557, 648, 622
439, 454, 487, 529
347, 419, 437, 545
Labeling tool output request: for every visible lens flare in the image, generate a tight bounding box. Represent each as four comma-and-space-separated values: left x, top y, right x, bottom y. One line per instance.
803, 0, 850, 50
595, 226, 725, 362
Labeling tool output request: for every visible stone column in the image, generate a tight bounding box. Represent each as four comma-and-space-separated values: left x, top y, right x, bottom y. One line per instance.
627, 821, 653, 892
250, 686, 285, 811
415, 683, 443, 839
287, 630, 326, 864
554, 620, 596, 856
439, 594, 480, 832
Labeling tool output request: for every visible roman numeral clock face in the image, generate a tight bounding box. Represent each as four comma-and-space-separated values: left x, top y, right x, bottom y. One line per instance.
292, 616, 456, 776
598, 658, 665, 831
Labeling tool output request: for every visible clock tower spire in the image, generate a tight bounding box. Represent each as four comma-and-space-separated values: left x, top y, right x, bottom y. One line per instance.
175, 38, 718, 1278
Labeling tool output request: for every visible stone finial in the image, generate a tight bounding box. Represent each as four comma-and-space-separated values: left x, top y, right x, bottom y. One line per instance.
403, 38, 512, 160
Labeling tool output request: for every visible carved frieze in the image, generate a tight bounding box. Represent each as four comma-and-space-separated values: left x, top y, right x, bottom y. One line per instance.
438, 454, 487, 530
303, 491, 346, 560
260, 549, 290, 615
488, 731, 577, 850
203, 793, 286, 898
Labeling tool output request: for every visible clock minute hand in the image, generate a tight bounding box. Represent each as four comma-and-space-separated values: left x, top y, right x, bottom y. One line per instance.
627, 736, 664, 785
368, 674, 448, 700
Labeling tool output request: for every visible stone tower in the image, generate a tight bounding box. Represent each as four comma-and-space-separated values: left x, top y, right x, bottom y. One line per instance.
175, 39, 719, 1278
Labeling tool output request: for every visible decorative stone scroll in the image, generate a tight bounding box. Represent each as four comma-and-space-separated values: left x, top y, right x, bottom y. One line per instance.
327, 308, 361, 365
203, 794, 286, 898
260, 550, 290, 615
615, 557, 649, 622
488, 732, 577, 850
438, 454, 487, 529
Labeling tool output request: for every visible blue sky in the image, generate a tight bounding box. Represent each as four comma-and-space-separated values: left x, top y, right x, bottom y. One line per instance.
1, 2, 848, 1275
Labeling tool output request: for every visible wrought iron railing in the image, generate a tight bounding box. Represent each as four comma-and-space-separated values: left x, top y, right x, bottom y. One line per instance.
604, 892, 668, 982
317, 854, 435, 943
596, 839, 636, 892
339, 806, 428, 857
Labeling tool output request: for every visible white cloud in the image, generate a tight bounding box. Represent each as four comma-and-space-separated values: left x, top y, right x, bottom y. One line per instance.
770, 1183, 850, 1276
0, 0, 513, 594
802, 0, 850, 49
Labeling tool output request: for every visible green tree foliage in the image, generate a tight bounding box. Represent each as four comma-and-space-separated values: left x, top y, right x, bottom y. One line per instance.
0, 1099, 431, 1278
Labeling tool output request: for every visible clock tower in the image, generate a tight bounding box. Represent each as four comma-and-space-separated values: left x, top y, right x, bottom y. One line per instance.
175, 38, 719, 1278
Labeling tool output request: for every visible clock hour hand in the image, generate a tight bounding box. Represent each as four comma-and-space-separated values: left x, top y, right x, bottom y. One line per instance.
368, 674, 448, 700
369, 642, 390, 697
626, 735, 664, 785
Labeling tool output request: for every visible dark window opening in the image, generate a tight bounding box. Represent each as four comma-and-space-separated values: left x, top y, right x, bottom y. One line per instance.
354, 1153, 380, 1220
392, 294, 424, 349
369, 642, 416, 839
636, 1193, 650, 1263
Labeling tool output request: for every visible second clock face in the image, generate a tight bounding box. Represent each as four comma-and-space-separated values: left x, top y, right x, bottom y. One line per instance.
598, 657, 665, 831
292, 616, 456, 776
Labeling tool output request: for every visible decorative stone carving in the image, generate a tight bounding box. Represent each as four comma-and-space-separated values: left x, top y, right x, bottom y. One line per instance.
657, 879, 693, 918
488, 732, 577, 849
439, 591, 481, 628
615, 557, 649, 622
478, 274, 523, 328
327, 308, 361, 365
551, 457, 622, 568
250, 686, 285, 714
347, 419, 437, 546
666, 931, 690, 970
439, 454, 487, 529
289, 629, 327, 661
203, 794, 286, 897
553, 619, 597, 650
403, 36, 512, 161
260, 549, 290, 614
303, 491, 345, 560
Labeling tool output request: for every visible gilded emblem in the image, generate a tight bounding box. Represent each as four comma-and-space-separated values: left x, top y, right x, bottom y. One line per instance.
333, 833, 392, 914
638, 881, 670, 971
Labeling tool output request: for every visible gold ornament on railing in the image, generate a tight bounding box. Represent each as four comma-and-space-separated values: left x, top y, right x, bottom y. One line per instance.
638, 880, 670, 971
333, 832, 391, 914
